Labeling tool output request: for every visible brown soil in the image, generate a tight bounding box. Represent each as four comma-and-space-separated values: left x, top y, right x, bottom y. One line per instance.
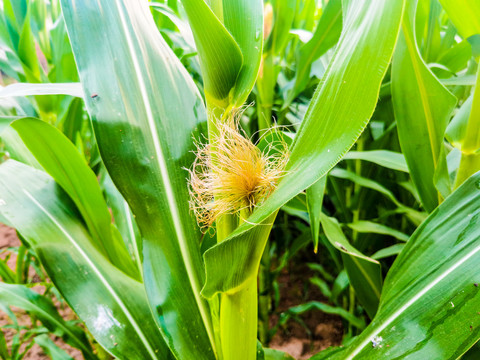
269, 265, 343, 359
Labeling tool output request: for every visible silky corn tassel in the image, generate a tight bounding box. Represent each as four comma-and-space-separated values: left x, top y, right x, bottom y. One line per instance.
188, 120, 288, 232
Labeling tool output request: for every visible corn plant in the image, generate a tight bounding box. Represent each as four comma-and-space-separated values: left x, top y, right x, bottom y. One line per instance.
1, 0, 480, 359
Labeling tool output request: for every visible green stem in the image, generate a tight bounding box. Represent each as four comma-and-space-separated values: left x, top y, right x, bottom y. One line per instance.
257, 101, 273, 134
347, 285, 355, 337
455, 70, 480, 188
220, 276, 258, 360
455, 153, 480, 189
219, 209, 258, 360
258, 241, 271, 345
16, 245, 26, 284
206, 100, 232, 360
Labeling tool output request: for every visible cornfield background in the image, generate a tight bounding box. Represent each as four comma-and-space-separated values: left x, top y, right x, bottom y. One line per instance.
0, 0, 479, 359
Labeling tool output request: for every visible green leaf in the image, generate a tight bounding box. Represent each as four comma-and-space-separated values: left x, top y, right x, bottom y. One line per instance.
325, 171, 480, 359
319, 213, 382, 318
0, 282, 95, 360
60, 0, 216, 357
286, 0, 342, 105
202, 212, 278, 298
0, 330, 8, 360
0, 116, 19, 134
458, 70, 480, 152
446, 94, 473, 149
281, 300, 365, 330
371, 244, 405, 260
347, 221, 409, 242
265, 0, 296, 56
0, 160, 172, 360
0, 83, 83, 98
201, 0, 404, 298
343, 150, 408, 173
330, 168, 403, 207
11, 118, 138, 279
455, 70, 480, 186
18, 3, 40, 82
0, 258, 16, 283
307, 176, 327, 252
441, 75, 477, 86
33, 334, 74, 360
220, 0, 263, 107
1, 125, 42, 169
392, 0, 457, 212
180, 0, 243, 107
101, 172, 142, 272
181, 0, 263, 108
263, 348, 295, 360
438, 0, 480, 39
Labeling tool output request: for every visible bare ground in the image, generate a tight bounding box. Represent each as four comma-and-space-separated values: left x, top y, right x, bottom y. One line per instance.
269, 265, 343, 359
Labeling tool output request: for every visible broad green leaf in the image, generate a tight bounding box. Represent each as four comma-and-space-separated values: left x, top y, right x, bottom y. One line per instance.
392, 0, 457, 212
0, 283, 95, 360
202, 212, 278, 298
11, 118, 138, 279
60, 0, 216, 357
319, 213, 382, 318
347, 221, 409, 242
0, 82, 83, 98
438, 0, 480, 39
343, 150, 408, 173
0, 160, 173, 360
201, 0, 404, 298
325, 171, 480, 359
